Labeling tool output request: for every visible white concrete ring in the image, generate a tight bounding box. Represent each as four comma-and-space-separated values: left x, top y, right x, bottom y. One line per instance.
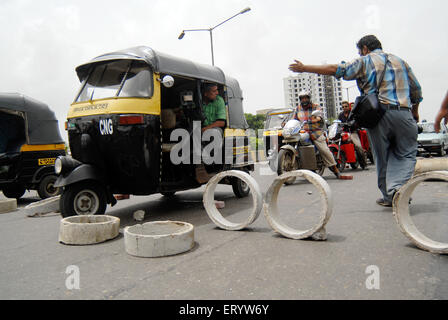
59, 215, 120, 245
393, 171, 448, 254
263, 170, 333, 240
203, 170, 263, 230
124, 221, 194, 258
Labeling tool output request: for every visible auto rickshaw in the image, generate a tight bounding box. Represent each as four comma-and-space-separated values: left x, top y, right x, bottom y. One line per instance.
262, 108, 294, 171
55, 46, 254, 217
0, 93, 66, 199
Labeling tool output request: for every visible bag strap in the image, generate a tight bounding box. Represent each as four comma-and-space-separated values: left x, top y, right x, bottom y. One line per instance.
375, 54, 389, 94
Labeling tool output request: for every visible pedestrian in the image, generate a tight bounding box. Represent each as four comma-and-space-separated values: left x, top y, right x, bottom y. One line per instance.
434, 90, 448, 133
293, 91, 353, 180
289, 35, 423, 207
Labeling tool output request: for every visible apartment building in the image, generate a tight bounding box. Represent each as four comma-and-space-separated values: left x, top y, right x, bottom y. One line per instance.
283, 74, 344, 119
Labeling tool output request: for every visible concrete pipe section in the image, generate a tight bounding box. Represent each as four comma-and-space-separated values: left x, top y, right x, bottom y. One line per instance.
414, 158, 448, 175
124, 221, 194, 258
59, 215, 120, 245
264, 170, 333, 240
203, 170, 263, 231
393, 171, 448, 254
25, 196, 60, 217
0, 199, 17, 214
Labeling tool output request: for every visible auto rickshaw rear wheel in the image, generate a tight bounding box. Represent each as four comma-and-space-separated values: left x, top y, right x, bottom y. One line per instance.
37, 175, 61, 199
231, 175, 250, 198
60, 181, 107, 218
2, 185, 25, 199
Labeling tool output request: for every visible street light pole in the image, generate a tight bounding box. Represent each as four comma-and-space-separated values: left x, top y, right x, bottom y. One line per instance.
178, 7, 251, 66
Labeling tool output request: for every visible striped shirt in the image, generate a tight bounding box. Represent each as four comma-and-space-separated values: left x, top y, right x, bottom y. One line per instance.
293, 104, 325, 140
335, 49, 423, 108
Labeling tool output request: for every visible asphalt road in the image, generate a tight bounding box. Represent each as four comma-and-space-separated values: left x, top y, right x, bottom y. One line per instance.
0, 161, 447, 300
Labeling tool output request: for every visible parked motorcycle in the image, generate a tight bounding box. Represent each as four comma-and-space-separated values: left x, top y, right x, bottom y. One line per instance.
276, 119, 325, 185
328, 120, 367, 172
358, 128, 374, 164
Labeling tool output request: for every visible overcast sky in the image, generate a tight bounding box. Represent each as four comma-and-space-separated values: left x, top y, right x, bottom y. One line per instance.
1, 0, 447, 141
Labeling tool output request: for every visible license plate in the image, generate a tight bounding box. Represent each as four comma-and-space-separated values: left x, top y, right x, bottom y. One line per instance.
38, 158, 56, 166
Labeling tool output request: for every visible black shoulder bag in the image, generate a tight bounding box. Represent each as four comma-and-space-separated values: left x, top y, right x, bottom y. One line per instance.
349, 54, 389, 129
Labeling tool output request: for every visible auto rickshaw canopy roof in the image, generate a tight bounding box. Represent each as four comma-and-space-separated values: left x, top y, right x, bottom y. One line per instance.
0, 93, 64, 145
75, 46, 248, 129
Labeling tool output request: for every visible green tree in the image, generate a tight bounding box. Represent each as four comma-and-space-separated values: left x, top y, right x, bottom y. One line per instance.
245, 113, 266, 131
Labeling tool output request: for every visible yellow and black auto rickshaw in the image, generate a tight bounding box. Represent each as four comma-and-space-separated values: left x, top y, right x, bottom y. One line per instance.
0, 93, 66, 199
262, 108, 294, 171
55, 46, 254, 217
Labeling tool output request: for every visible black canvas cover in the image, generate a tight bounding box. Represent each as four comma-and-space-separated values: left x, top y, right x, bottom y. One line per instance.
0, 93, 64, 145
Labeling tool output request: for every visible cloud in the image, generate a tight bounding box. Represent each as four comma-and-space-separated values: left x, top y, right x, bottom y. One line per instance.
0, 0, 447, 143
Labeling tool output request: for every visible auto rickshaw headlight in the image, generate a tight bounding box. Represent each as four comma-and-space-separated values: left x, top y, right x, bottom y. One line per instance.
55, 156, 82, 175
54, 157, 63, 175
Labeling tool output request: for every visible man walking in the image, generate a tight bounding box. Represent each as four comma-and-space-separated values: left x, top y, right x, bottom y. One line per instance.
289, 35, 423, 207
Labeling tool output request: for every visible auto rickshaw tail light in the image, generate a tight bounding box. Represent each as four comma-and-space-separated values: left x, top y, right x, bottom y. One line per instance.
119, 115, 144, 125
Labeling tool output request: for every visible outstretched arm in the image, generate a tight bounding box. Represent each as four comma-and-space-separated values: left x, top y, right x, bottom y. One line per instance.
289, 60, 338, 76
435, 91, 448, 133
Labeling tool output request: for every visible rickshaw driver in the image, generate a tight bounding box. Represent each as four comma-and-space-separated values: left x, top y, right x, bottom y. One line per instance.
201, 83, 226, 133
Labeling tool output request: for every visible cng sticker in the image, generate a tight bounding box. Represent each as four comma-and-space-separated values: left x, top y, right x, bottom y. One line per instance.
38, 158, 56, 166
99, 119, 113, 135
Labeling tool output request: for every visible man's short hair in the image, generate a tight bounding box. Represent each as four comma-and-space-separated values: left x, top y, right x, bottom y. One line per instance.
203, 83, 218, 93
341, 101, 349, 106
356, 35, 382, 52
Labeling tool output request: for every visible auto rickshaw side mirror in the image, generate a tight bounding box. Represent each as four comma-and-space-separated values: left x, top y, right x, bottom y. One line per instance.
160, 75, 175, 88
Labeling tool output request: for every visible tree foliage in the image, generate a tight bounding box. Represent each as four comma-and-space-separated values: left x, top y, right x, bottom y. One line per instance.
245, 113, 266, 131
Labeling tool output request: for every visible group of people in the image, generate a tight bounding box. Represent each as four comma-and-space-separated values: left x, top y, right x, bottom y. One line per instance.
289, 34, 426, 208
199, 34, 446, 209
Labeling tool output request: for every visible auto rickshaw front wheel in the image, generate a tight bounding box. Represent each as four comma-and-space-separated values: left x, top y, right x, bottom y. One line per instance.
37, 175, 61, 199
60, 181, 107, 218
2, 185, 25, 199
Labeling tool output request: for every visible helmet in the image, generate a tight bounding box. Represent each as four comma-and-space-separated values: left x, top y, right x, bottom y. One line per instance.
298, 90, 311, 99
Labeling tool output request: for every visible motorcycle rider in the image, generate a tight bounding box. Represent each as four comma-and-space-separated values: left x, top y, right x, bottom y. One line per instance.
337, 101, 368, 169
293, 91, 353, 180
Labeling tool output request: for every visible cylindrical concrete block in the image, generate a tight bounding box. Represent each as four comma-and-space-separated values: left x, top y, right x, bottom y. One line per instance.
393, 171, 448, 254
414, 158, 448, 175
263, 170, 333, 240
0, 199, 17, 214
124, 221, 194, 258
25, 196, 60, 217
59, 215, 120, 245
203, 170, 263, 230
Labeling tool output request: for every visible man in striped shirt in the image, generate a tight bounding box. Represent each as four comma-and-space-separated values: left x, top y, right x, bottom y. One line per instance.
289, 35, 423, 207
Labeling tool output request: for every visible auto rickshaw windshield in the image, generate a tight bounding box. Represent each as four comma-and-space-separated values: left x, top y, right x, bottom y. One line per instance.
75, 60, 153, 103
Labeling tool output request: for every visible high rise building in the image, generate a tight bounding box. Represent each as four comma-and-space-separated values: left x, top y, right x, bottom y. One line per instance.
283, 74, 344, 120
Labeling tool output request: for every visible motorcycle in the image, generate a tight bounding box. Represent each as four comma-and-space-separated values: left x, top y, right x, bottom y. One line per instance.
328, 120, 367, 172
358, 128, 374, 164
276, 118, 325, 185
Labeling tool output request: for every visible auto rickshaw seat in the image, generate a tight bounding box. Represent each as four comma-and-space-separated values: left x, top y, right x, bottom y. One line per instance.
161, 109, 176, 129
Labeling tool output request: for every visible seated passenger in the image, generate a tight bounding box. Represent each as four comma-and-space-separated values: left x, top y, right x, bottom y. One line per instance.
201, 84, 226, 133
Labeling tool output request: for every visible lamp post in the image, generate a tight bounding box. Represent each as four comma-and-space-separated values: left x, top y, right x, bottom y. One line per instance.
344, 84, 358, 102
178, 7, 251, 66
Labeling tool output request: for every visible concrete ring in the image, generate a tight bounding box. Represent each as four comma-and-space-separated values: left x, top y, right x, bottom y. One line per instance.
59, 215, 120, 245
263, 170, 333, 240
124, 221, 194, 258
203, 170, 263, 230
25, 195, 60, 217
393, 171, 448, 254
